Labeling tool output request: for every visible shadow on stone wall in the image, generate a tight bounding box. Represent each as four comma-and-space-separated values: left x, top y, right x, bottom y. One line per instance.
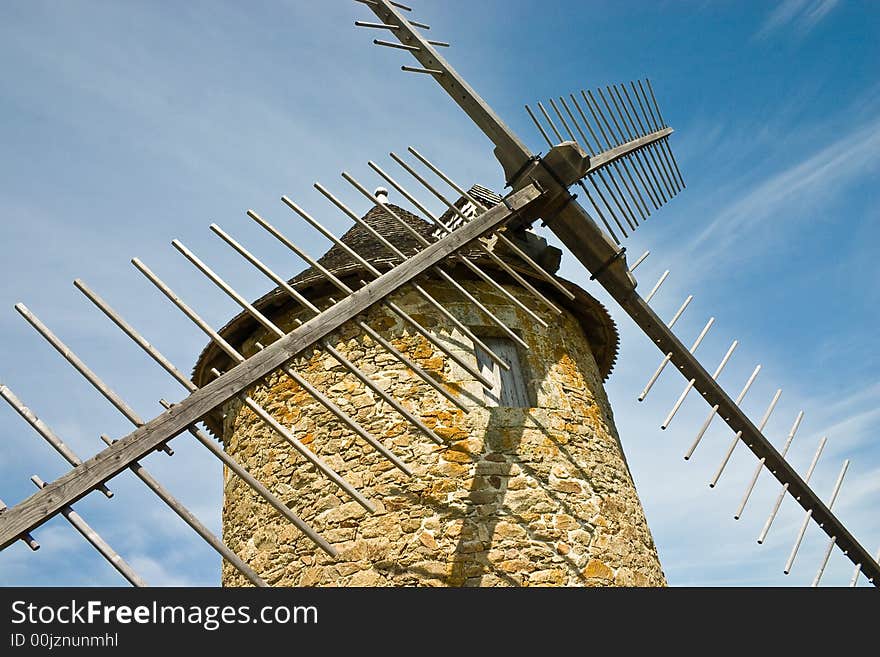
220, 285, 664, 587
453, 408, 591, 586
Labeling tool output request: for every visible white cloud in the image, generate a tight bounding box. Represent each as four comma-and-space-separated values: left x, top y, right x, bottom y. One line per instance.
681, 114, 880, 277
756, 0, 840, 39
588, 93, 880, 583
1, 0, 876, 590
127, 554, 201, 587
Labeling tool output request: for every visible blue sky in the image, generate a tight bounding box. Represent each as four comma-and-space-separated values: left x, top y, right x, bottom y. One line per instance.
0, 0, 877, 586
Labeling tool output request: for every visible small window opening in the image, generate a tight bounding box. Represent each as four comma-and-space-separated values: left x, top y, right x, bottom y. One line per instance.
474, 336, 529, 407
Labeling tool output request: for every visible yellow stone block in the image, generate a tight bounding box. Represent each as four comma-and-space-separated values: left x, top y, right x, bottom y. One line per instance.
582, 559, 613, 580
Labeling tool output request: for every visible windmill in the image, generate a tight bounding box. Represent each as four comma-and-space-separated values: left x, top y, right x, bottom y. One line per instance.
0, 0, 876, 587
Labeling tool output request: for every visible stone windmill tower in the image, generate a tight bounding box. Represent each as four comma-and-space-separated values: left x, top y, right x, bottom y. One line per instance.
3, 0, 875, 590
191, 186, 665, 587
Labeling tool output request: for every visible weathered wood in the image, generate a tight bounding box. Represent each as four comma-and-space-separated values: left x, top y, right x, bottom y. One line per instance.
0, 498, 39, 550
373, 39, 420, 51
209, 222, 466, 411
405, 146, 577, 301
30, 475, 146, 587
138, 249, 397, 502
475, 337, 529, 408
401, 65, 443, 75
15, 303, 172, 457
0, 384, 113, 499
0, 183, 544, 550
206, 224, 445, 446
361, 0, 878, 585
585, 127, 673, 176
10, 292, 277, 580
540, 193, 633, 299
157, 399, 338, 560
365, 0, 532, 179
16, 304, 144, 426
383, 153, 561, 321
548, 200, 880, 583
74, 280, 351, 547
250, 206, 498, 387
174, 238, 413, 476
96, 435, 270, 584
284, 193, 509, 382
75, 279, 194, 391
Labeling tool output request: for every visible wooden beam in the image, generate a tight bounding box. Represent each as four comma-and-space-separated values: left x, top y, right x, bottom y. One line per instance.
365, 3, 667, 191
620, 293, 880, 584
365, 0, 533, 179
361, 0, 879, 586
0, 183, 545, 550
544, 199, 880, 585
586, 127, 673, 176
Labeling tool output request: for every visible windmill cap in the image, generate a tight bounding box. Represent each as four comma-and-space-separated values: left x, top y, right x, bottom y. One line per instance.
374, 187, 389, 202
189, 186, 619, 439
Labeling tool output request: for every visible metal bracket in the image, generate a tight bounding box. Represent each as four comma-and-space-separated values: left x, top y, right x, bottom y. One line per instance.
590, 247, 627, 281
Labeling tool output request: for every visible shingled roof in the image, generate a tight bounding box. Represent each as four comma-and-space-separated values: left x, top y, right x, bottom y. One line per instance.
191, 189, 619, 436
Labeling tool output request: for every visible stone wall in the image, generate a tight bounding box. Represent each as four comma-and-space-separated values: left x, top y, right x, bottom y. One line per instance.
220, 277, 665, 586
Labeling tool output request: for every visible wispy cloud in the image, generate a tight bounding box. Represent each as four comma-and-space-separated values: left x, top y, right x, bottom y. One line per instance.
756, 0, 840, 39
1, 0, 876, 590
790, 385, 880, 465
128, 554, 201, 587
598, 89, 880, 582
683, 113, 880, 274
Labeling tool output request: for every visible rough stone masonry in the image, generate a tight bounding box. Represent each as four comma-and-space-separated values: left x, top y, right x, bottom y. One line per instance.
211, 270, 665, 587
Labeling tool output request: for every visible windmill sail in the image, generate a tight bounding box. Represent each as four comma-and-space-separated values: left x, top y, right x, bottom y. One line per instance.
354, 0, 878, 584
0, 0, 875, 587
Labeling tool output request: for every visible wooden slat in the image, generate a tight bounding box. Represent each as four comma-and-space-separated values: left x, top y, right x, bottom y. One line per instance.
585, 127, 673, 175
365, 2, 668, 193
0, 183, 545, 550
365, 0, 532, 179
544, 199, 880, 585
359, 0, 878, 585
